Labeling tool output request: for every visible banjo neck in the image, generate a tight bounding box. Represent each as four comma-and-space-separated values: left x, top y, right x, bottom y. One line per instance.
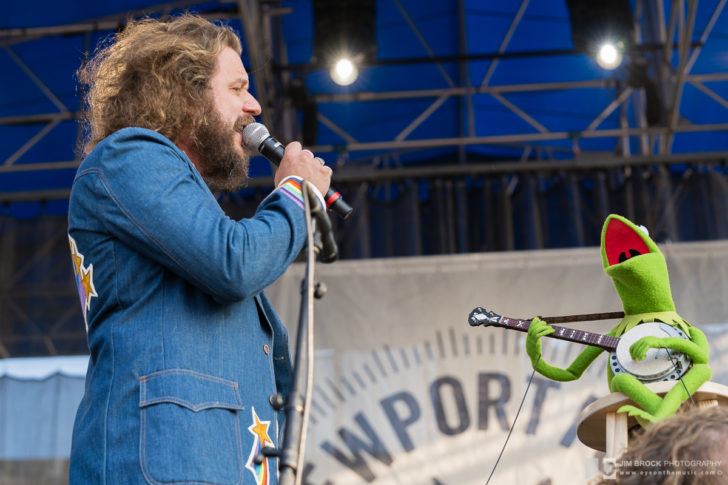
468, 307, 692, 383
471, 310, 620, 352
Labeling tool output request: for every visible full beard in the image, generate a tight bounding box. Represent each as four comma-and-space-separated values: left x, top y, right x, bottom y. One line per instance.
192, 113, 253, 192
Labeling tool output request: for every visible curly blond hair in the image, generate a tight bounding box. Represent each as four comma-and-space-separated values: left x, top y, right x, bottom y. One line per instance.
77, 14, 241, 155
595, 405, 728, 484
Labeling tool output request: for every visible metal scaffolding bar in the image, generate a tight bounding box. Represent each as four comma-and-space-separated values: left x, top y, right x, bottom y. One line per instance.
490, 92, 548, 133
395, 94, 450, 141
393, 0, 456, 88
4, 149, 728, 203
479, 0, 530, 88
666, 0, 698, 152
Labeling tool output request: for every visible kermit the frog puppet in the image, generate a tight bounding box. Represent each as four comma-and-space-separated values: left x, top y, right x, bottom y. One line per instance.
526, 214, 711, 423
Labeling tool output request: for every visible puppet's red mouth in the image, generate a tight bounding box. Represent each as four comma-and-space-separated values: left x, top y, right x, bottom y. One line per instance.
604, 218, 651, 266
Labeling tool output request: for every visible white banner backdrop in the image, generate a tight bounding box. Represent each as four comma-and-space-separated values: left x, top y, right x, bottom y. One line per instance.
267, 241, 728, 485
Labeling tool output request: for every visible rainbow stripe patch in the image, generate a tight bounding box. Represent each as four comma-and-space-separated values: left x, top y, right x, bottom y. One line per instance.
276, 177, 304, 209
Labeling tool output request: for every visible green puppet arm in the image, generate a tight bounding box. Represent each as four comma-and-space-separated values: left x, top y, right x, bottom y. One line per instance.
612, 321, 712, 424
629, 326, 710, 364
526, 317, 606, 381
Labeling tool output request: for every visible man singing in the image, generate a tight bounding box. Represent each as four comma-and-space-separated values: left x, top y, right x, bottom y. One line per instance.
68, 14, 331, 484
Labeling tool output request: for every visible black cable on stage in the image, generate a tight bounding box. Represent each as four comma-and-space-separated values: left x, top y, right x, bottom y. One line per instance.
485, 355, 541, 485
660, 345, 696, 407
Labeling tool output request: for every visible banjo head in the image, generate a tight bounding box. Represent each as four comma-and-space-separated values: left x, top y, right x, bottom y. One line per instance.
610, 322, 691, 383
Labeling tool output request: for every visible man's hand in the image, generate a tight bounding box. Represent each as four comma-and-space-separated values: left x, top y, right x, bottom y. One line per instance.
274, 142, 332, 197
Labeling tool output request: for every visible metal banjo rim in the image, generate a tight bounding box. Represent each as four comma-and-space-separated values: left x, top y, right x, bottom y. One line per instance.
609, 321, 691, 383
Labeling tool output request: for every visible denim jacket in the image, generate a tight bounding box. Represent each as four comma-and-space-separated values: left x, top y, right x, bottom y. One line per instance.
68, 127, 310, 485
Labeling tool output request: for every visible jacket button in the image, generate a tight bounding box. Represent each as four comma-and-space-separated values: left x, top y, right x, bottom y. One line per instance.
263, 344, 270, 355
269, 393, 284, 410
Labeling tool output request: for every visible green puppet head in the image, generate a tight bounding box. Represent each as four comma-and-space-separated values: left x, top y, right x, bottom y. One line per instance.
600, 214, 675, 315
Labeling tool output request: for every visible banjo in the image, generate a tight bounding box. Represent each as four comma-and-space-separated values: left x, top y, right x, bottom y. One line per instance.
467, 307, 691, 383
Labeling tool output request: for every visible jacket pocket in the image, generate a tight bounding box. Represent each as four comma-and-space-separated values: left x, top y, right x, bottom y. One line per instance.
139, 369, 244, 485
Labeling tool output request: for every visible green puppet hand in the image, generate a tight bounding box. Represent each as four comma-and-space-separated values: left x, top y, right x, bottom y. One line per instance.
629, 336, 662, 361
526, 317, 554, 367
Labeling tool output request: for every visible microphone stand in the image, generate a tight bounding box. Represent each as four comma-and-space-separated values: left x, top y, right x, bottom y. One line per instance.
275, 181, 336, 485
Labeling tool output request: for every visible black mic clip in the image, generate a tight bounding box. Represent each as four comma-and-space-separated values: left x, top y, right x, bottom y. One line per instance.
302, 182, 338, 263
254, 446, 280, 465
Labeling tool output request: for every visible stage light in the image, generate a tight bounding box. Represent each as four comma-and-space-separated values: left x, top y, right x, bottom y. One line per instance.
566, 0, 633, 69
596, 42, 623, 70
330, 57, 358, 86
313, 0, 376, 87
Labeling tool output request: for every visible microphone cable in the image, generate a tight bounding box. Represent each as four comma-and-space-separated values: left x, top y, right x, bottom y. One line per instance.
660, 345, 696, 407
485, 355, 541, 485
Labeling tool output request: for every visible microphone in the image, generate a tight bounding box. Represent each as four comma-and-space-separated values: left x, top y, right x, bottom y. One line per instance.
242, 123, 353, 220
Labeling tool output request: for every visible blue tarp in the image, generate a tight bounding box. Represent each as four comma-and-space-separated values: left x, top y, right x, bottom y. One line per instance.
0, 356, 87, 459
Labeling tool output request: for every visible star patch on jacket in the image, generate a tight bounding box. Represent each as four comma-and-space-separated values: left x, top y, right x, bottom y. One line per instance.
68, 235, 97, 331
246, 407, 274, 485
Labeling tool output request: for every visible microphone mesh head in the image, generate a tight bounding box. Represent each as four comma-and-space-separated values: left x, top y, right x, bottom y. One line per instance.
242, 122, 270, 152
